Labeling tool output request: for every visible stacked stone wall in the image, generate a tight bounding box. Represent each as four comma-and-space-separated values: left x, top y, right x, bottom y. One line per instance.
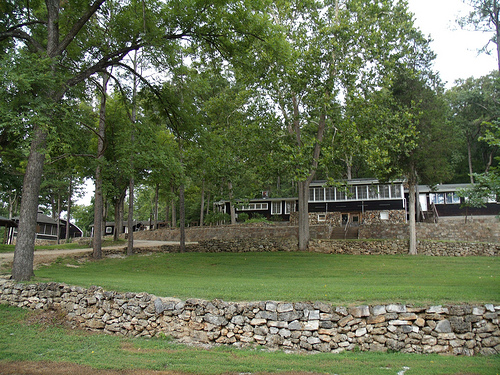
134, 219, 500, 244
309, 239, 500, 256
0, 280, 498, 356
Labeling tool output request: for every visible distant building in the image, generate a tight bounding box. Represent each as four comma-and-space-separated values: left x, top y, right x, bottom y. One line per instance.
7, 211, 83, 244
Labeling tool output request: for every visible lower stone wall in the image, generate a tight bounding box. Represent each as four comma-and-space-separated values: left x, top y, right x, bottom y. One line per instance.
101, 238, 500, 257
0, 280, 498, 356
360, 220, 500, 243
309, 239, 500, 257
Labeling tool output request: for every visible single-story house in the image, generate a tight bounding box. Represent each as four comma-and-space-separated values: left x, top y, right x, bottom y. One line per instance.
215, 179, 499, 227
90, 220, 151, 237
6, 211, 83, 244
417, 183, 500, 221
215, 179, 407, 226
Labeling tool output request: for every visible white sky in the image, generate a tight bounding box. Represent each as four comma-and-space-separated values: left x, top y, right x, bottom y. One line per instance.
75, 1, 497, 206
407, 0, 497, 87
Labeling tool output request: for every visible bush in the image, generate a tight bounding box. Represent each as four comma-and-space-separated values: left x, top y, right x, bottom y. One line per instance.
237, 212, 249, 222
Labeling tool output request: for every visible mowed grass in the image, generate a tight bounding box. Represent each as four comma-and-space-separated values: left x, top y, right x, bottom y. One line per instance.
0, 305, 498, 375
34, 252, 500, 305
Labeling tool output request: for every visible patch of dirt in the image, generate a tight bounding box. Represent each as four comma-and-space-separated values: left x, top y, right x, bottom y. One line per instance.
24, 307, 76, 330
0, 361, 186, 374
0, 362, 331, 375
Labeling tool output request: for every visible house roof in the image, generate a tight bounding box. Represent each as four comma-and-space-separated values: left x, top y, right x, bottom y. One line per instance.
310, 178, 405, 187
0, 216, 17, 227
12, 211, 58, 225
415, 183, 473, 193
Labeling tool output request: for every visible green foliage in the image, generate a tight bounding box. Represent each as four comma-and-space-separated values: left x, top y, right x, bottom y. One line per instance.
446, 71, 500, 181
237, 212, 249, 222
204, 212, 231, 225
458, 0, 500, 68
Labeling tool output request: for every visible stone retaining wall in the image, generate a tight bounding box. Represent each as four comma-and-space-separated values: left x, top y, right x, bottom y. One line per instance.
309, 239, 500, 257
0, 280, 498, 356
134, 219, 500, 244
102, 238, 500, 257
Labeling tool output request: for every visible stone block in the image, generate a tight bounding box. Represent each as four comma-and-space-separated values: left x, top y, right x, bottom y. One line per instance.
435, 320, 452, 333
277, 303, 294, 313
250, 318, 267, 326
386, 304, 406, 313
338, 315, 353, 327
371, 305, 387, 316
367, 315, 385, 324
288, 320, 303, 331
349, 305, 370, 318
303, 320, 319, 331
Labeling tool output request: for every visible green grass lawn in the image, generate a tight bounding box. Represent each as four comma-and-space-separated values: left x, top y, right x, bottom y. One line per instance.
0, 304, 498, 375
34, 252, 500, 305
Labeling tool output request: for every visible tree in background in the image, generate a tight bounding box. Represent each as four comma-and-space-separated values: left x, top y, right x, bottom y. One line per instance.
1, 0, 279, 280
459, 0, 500, 72
446, 72, 500, 182
359, 68, 454, 255
262, 0, 435, 250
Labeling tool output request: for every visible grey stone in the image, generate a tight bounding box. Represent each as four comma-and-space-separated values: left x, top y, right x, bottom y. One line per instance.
371, 305, 387, 316
386, 304, 406, 313
277, 303, 294, 313
204, 313, 228, 326
288, 320, 302, 330
435, 320, 452, 333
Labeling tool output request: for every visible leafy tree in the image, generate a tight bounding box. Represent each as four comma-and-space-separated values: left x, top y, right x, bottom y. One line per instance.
446, 72, 500, 182
459, 0, 500, 71
1, 0, 278, 280
360, 69, 453, 254
262, 0, 434, 250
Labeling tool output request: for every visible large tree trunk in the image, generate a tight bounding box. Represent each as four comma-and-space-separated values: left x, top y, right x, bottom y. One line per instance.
154, 183, 159, 230
127, 178, 134, 256
12, 126, 47, 280
65, 178, 72, 242
113, 190, 125, 241
179, 182, 186, 252
171, 184, 176, 228
56, 194, 61, 244
93, 72, 109, 259
297, 180, 310, 251
467, 139, 474, 183
199, 178, 205, 227
408, 169, 418, 255
228, 181, 237, 225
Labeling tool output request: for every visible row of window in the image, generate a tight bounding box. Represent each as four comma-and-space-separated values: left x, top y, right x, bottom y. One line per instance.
239, 201, 296, 215
429, 192, 461, 205
309, 184, 403, 202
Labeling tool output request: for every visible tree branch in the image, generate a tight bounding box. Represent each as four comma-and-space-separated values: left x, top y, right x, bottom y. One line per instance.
0, 29, 45, 53
54, 0, 107, 56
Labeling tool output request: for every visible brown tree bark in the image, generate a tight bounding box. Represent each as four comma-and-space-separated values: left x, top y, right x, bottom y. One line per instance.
12, 126, 47, 280
93, 72, 109, 259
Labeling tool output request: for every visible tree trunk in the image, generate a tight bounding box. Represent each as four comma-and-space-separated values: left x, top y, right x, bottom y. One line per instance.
297, 180, 310, 251
12, 125, 48, 280
56, 194, 61, 244
65, 178, 72, 242
179, 182, 186, 252
154, 183, 159, 230
408, 171, 418, 255
127, 178, 134, 256
467, 139, 474, 183
113, 190, 125, 241
228, 181, 237, 225
171, 185, 176, 227
200, 178, 205, 227
93, 72, 109, 260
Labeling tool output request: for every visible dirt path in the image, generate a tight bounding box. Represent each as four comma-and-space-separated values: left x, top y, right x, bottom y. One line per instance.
0, 240, 187, 270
